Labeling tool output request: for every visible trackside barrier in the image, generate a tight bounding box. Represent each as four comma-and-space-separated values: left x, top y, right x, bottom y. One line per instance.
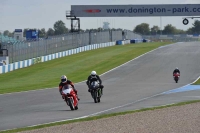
116, 40, 131, 45
130, 39, 143, 43
117, 38, 147, 45
0, 66, 2, 74
0, 42, 116, 74
143, 39, 151, 42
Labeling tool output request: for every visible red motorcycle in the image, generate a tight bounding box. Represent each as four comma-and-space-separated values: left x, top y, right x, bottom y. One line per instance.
62, 85, 78, 110
173, 72, 180, 83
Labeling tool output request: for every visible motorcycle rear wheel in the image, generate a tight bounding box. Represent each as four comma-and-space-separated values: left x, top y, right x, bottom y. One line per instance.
75, 106, 78, 110
98, 98, 100, 103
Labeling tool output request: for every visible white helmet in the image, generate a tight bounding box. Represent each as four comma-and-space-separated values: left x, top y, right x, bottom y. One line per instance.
176, 67, 178, 70
91, 71, 96, 76
61, 75, 67, 83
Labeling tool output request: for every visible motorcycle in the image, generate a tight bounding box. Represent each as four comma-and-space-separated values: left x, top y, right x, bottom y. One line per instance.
173, 72, 180, 83
90, 81, 102, 103
62, 85, 78, 110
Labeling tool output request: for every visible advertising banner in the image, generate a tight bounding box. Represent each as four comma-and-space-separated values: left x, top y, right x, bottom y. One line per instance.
71, 4, 200, 17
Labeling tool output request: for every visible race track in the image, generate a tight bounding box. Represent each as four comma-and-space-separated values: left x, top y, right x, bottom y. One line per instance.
1, 42, 200, 131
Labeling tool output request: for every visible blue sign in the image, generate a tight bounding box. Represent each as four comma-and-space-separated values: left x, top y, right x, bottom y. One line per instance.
15, 29, 22, 32
193, 34, 199, 37
26, 30, 39, 40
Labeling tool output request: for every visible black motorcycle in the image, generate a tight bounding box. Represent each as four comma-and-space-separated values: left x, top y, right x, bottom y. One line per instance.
90, 81, 102, 103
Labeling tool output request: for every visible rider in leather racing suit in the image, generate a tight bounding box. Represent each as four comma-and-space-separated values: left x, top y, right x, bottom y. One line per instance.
173, 67, 180, 75
86, 71, 104, 94
59, 75, 80, 100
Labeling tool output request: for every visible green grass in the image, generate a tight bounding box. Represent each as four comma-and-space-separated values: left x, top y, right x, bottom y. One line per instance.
192, 39, 200, 85
193, 78, 200, 85
0, 42, 171, 94
1, 100, 199, 133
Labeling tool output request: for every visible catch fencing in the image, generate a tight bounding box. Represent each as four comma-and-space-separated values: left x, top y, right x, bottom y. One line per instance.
0, 30, 142, 63
0, 41, 118, 74
142, 34, 199, 42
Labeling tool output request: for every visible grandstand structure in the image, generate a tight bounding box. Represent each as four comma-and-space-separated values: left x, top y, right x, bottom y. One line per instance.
0, 34, 20, 44
0, 34, 18, 65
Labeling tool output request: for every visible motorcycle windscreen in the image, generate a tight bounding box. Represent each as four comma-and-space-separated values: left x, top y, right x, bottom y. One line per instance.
90, 81, 99, 89
63, 88, 72, 95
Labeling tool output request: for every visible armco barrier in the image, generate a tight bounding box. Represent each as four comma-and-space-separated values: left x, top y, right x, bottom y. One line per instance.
0, 42, 116, 74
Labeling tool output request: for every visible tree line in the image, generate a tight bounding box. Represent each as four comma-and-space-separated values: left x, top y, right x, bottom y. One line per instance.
133, 20, 200, 35
1, 20, 200, 38
1, 20, 70, 38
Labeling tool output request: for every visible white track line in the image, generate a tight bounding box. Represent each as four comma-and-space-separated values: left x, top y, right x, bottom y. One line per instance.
16, 75, 200, 130
0, 42, 178, 96
2, 42, 200, 131
0, 92, 167, 132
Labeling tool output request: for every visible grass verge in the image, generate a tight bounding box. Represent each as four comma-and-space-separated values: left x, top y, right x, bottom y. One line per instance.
0, 42, 171, 94
193, 76, 200, 85
1, 100, 200, 133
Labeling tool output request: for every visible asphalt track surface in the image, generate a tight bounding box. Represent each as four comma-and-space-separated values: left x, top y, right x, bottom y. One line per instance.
1, 42, 200, 131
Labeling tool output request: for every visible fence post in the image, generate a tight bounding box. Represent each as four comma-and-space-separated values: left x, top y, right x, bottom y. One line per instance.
89, 30, 91, 45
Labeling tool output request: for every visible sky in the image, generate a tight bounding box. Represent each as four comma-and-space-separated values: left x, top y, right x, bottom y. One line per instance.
0, 0, 200, 33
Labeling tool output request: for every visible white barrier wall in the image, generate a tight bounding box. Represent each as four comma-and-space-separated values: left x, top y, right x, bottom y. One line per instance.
0, 42, 116, 74
0, 66, 2, 74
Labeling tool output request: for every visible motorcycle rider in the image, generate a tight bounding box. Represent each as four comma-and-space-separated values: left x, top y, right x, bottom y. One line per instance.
86, 71, 104, 94
173, 67, 180, 75
59, 75, 80, 101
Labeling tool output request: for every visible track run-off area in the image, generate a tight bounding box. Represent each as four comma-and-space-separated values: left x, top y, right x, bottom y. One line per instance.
1, 41, 200, 131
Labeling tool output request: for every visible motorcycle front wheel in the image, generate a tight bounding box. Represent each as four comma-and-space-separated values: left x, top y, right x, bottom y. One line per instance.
93, 91, 98, 103
67, 98, 75, 110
